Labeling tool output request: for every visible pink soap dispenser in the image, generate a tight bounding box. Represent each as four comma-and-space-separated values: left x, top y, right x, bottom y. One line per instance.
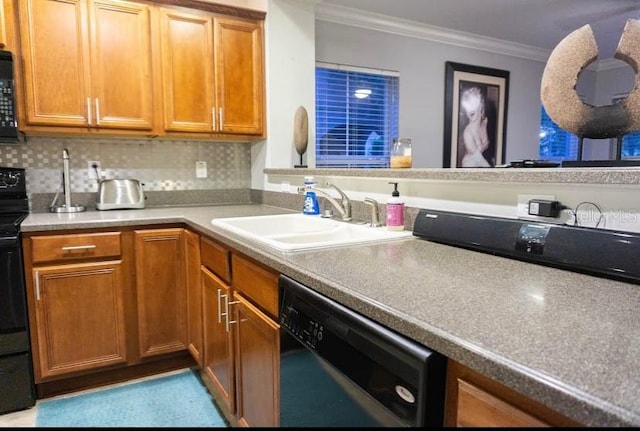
386, 182, 405, 231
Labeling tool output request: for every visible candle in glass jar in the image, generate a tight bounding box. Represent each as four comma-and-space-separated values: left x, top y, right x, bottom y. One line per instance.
390, 138, 412, 168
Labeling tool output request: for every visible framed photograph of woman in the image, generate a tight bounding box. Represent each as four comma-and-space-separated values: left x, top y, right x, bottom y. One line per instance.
443, 62, 509, 168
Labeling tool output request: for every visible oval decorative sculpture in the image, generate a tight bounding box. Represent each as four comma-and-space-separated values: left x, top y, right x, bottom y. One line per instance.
541, 19, 640, 140
293, 105, 308, 168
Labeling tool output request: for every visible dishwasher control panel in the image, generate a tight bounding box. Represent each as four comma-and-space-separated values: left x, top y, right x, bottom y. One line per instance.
280, 303, 325, 350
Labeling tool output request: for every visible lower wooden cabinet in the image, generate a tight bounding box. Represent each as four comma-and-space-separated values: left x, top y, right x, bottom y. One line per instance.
23, 226, 205, 398
134, 228, 188, 358
198, 237, 280, 427
184, 229, 203, 366
31, 261, 128, 379
445, 359, 581, 427
233, 291, 279, 427
202, 266, 235, 415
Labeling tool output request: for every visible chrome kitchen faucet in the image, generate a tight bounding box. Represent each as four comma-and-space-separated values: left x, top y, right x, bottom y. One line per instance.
298, 182, 352, 221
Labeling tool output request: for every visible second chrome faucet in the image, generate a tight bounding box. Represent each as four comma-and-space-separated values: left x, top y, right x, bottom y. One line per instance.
364, 197, 382, 227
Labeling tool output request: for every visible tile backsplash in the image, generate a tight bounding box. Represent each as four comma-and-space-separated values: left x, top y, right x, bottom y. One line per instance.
0, 136, 252, 211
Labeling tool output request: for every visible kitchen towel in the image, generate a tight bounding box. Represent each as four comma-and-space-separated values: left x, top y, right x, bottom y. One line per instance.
35, 369, 228, 427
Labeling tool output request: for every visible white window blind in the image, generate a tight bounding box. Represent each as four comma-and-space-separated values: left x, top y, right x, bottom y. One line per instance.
315, 62, 399, 168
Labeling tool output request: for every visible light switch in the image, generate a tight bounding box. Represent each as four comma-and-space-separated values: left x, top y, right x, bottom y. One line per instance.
196, 161, 207, 178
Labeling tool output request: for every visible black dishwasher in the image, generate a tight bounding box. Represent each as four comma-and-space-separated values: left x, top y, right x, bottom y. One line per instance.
278, 275, 446, 427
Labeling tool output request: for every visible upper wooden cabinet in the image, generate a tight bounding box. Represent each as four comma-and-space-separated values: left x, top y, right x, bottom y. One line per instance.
0, 0, 10, 50
14, 0, 265, 139
159, 8, 264, 137
214, 17, 264, 136
17, 0, 155, 131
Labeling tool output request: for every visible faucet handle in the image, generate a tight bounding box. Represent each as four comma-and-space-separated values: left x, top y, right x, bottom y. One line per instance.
364, 197, 382, 227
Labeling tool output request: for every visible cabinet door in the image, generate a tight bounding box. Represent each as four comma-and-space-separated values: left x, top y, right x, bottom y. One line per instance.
18, 0, 155, 130
18, 0, 92, 127
134, 229, 187, 358
159, 8, 215, 133
184, 229, 202, 366
202, 266, 235, 414
445, 360, 580, 427
32, 261, 127, 380
88, 0, 155, 130
214, 17, 264, 136
0, 0, 9, 50
234, 292, 279, 427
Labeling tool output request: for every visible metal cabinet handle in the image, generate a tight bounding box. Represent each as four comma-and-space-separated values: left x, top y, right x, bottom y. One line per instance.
86, 98, 92, 125
35, 270, 40, 300
224, 295, 240, 332
217, 289, 222, 324
211, 107, 216, 131
95, 99, 100, 126
218, 108, 223, 130
61, 244, 96, 251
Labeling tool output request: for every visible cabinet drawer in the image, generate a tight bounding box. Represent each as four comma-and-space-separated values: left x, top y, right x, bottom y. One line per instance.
31, 232, 122, 263
231, 253, 278, 317
201, 237, 231, 283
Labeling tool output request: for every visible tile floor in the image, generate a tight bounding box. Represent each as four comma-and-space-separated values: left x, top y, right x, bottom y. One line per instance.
0, 369, 189, 427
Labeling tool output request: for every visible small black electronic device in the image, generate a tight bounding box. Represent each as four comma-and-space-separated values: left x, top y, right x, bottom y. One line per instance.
506, 159, 560, 168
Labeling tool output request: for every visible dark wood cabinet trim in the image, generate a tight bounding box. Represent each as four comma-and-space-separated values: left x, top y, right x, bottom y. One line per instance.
153, 0, 266, 20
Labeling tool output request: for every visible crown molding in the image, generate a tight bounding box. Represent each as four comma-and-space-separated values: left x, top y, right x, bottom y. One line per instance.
314, 3, 551, 63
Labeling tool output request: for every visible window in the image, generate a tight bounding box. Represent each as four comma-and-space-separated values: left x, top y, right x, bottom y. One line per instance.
315, 62, 399, 168
539, 102, 640, 161
538, 105, 578, 161
619, 133, 640, 158
610, 95, 640, 159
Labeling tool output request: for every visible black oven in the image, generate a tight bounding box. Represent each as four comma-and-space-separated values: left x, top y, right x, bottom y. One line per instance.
279, 275, 446, 427
0, 167, 35, 414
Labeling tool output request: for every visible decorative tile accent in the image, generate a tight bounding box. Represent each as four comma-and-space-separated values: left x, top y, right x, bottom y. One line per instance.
0, 136, 251, 195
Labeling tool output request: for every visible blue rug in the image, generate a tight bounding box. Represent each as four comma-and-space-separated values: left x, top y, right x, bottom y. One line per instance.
36, 369, 228, 427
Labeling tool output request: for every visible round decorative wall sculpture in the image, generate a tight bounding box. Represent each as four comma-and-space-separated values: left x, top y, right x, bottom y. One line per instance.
541, 19, 640, 139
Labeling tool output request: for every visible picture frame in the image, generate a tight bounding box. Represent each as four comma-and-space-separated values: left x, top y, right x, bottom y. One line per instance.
443, 62, 509, 168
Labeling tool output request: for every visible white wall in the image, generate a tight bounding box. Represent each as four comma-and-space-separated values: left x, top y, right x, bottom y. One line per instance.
314, 20, 546, 167
253, 0, 316, 190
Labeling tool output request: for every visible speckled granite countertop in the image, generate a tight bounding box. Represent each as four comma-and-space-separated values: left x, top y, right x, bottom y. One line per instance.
21, 204, 640, 427
265, 167, 640, 184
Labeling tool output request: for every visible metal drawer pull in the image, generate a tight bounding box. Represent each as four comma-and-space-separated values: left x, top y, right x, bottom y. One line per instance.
35, 270, 40, 300
218, 108, 223, 129
217, 289, 223, 324
224, 295, 240, 332
95, 99, 100, 126
61, 244, 97, 252
86, 98, 92, 125
211, 107, 216, 131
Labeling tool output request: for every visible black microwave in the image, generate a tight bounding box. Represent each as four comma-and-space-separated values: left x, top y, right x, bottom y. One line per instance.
0, 50, 18, 143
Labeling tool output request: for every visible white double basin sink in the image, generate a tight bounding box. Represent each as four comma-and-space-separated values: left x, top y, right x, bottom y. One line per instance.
210, 213, 413, 252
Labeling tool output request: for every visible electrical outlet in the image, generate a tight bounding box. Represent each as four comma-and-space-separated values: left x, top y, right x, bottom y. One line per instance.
517, 194, 555, 219
196, 161, 207, 178
88, 161, 101, 179
280, 182, 290, 192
